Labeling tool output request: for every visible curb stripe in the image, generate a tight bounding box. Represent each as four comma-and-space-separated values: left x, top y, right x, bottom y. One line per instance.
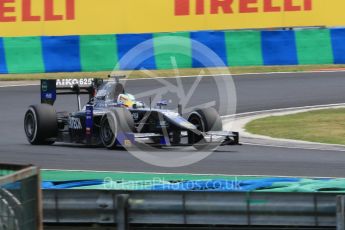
295, 29, 333, 65
153, 32, 192, 69
262, 30, 298, 66
330, 28, 345, 64
117, 33, 156, 70
4, 36, 45, 74
191, 31, 228, 68
225, 30, 263, 66
80, 34, 118, 71
0, 38, 8, 74
0, 28, 345, 74
42, 36, 81, 73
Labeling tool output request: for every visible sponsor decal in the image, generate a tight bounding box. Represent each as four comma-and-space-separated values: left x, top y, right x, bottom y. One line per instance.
158, 120, 168, 127
132, 112, 139, 120
123, 139, 132, 147
175, 0, 313, 16
1, 0, 345, 36
85, 105, 93, 135
116, 132, 135, 147
43, 93, 53, 99
41, 79, 56, 103
41, 81, 48, 92
0, 0, 75, 22
56, 78, 93, 87
69, 117, 82, 130
161, 111, 180, 117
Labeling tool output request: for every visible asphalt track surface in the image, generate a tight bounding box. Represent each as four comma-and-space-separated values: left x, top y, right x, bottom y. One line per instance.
1, 71, 345, 177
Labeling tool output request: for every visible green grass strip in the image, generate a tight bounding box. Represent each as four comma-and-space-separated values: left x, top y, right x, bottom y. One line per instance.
80, 35, 118, 71
295, 29, 334, 65
153, 32, 192, 70
3, 37, 44, 74
225, 31, 263, 66
246, 108, 345, 145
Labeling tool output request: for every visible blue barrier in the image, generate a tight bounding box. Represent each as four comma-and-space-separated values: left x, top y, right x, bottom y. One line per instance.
42, 36, 81, 73
1, 28, 345, 74
262, 30, 299, 66
117, 33, 156, 70
331, 29, 345, 64
191, 31, 228, 67
0, 38, 7, 74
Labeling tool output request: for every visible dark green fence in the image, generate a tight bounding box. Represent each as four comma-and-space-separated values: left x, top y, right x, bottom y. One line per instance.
0, 164, 42, 230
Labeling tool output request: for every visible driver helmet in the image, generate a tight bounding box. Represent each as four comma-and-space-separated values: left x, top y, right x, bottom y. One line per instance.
117, 93, 136, 108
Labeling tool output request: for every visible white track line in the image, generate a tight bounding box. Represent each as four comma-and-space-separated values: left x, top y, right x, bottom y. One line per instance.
242, 142, 345, 152
232, 69, 345, 76
124, 69, 345, 80
1, 69, 345, 87
222, 103, 345, 119
0, 83, 39, 88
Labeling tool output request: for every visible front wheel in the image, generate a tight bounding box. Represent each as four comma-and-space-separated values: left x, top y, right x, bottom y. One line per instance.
100, 108, 134, 149
187, 107, 222, 150
24, 104, 57, 145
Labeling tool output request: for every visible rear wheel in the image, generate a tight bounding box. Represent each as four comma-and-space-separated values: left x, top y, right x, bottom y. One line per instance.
100, 108, 134, 149
188, 108, 222, 150
24, 104, 57, 145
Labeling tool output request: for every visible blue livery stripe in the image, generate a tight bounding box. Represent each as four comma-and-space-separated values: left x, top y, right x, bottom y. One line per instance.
116, 33, 156, 70
42, 36, 81, 73
191, 31, 228, 68
262, 30, 298, 66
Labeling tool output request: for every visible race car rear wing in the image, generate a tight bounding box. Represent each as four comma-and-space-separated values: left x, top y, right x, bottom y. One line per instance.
41, 78, 103, 110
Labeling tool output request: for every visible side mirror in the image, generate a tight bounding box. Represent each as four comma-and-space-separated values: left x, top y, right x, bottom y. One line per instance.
156, 100, 168, 109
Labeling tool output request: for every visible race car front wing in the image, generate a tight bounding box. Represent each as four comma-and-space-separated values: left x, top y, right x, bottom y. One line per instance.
133, 131, 240, 147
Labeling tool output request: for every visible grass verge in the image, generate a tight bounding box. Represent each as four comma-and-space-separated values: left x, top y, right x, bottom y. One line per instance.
245, 108, 345, 145
1, 64, 345, 81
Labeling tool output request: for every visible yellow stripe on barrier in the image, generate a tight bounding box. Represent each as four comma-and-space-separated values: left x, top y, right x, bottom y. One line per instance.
0, 0, 344, 37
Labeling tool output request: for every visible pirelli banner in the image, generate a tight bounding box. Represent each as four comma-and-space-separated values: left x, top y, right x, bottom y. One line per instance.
0, 0, 345, 37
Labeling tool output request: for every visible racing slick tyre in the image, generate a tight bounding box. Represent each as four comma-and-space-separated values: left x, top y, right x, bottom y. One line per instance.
24, 104, 58, 145
187, 107, 222, 151
100, 108, 135, 149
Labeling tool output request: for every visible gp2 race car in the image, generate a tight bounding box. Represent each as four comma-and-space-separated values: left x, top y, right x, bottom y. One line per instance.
24, 77, 239, 150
